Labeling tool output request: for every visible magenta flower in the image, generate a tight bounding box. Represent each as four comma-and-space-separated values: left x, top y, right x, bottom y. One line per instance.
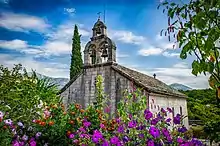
147, 139, 154, 146
101, 140, 109, 146
110, 136, 119, 145
177, 137, 184, 144
69, 134, 74, 139
149, 126, 160, 138
104, 106, 111, 113
83, 121, 91, 128
79, 127, 86, 133
12, 140, 20, 146
128, 120, 137, 128
100, 123, 105, 129
117, 125, 124, 133
144, 109, 153, 120
29, 138, 36, 146
92, 130, 103, 143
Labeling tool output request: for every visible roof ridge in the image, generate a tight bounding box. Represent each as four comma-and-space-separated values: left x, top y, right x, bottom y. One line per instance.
112, 64, 186, 98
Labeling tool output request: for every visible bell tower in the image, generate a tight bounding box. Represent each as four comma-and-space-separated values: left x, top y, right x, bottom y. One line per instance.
84, 18, 116, 66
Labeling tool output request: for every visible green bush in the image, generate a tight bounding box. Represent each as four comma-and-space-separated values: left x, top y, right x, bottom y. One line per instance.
190, 126, 207, 139
0, 64, 60, 124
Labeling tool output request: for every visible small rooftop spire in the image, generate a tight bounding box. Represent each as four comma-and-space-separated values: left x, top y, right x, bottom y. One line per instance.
97, 12, 101, 20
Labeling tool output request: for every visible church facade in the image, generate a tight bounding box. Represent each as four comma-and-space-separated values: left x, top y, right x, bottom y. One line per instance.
60, 19, 189, 127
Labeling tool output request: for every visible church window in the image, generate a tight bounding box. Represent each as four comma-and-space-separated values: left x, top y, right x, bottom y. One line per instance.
116, 78, 121, 109
180, 106, 182, 115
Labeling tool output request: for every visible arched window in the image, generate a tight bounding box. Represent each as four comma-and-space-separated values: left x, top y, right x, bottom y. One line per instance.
116, 78, 121, 109
91, 49, 96, 64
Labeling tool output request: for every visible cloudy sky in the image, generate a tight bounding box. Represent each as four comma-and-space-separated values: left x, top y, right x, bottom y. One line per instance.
0, 0, 209, 89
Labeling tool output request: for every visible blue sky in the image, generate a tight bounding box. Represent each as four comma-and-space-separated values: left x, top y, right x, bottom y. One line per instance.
0, 0, 209, 89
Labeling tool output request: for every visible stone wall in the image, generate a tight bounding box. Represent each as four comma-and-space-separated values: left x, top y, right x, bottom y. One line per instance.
149, 94, 189, 128
60, 65, 188, 128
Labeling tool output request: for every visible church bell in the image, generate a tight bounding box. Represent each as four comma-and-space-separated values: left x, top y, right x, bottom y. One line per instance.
101, 48, 108, 58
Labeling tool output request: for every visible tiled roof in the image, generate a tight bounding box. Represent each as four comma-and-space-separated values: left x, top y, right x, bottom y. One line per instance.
111, 64, 186, 98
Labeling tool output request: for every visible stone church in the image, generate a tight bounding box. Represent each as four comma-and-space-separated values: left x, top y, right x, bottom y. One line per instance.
60, 18, 188, 127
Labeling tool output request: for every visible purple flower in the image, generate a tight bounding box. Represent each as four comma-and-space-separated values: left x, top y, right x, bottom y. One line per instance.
17, 122, 24, 128
83, 121, 91, 128
178, 126, 187, 133
4, 119, 13, 125
0, 111, 4, 119
92, 130, 103, 143
35, 132, 42, 138
29, 138, 36, 146
129, 114, 132, 119
101, 140, 109, 146
100, 123, 105, 129
149, 126, 160, 138
161, 108, 166, 113
165, 118, 171, 123
69, 134, 74, 139
177, 137, 184, 144
173, 114, 181, 124
162, 128, 170, 137
116, 118, 120, 124
190, 138, 203, 146
123, 136, 129, 142
128, 120, 137, 128
110, 136, 119, 145
79, 127, 86, 133
167, 107, 172, 113
151, 118, 159, 125
147, 139, 154, 146
138, 133, 144, 138
22, 135, 28, 141
117, 125, 124, 133
144, 109, 153, 120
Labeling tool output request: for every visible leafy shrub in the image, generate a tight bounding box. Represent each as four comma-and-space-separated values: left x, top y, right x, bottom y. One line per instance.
0, 64, 60, 124
190, 126, 207, 139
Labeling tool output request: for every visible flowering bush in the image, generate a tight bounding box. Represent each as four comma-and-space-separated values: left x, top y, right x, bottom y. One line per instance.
0, 75, 203, 146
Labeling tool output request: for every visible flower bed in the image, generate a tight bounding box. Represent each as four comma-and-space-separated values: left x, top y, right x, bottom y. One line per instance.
0, 89, 203, 146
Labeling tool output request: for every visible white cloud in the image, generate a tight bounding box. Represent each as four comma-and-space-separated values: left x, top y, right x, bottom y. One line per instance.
64, 8, 76, 14
138, 47, 163, 56
0, 54, 69, 78
109, 30, 146, 45
42, 41, 71, 55
124, 63, 209, 89
162, 52, 179, 57
0, 39, 28, 50
0, 12, 50, 33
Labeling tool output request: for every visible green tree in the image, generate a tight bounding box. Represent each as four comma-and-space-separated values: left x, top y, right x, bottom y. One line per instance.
70, 25, 83, 80
0, 64, 60, 124
158, 0, 220, 99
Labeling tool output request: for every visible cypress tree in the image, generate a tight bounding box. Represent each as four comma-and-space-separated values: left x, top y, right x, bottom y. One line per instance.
70, 25, 83, 79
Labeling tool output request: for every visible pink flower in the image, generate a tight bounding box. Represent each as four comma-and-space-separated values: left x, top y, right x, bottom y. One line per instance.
100, 123, 105, 129
44, 110, 50, 117
69, 134, 74, 139
12, 140, 20, 146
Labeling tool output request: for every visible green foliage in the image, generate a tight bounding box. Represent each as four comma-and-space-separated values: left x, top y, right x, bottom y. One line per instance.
182, 89, 220, 143
0, 64, 60, 124
70, 25, 83, 80
159, 0, 220, 93
190, 126, 207, 139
